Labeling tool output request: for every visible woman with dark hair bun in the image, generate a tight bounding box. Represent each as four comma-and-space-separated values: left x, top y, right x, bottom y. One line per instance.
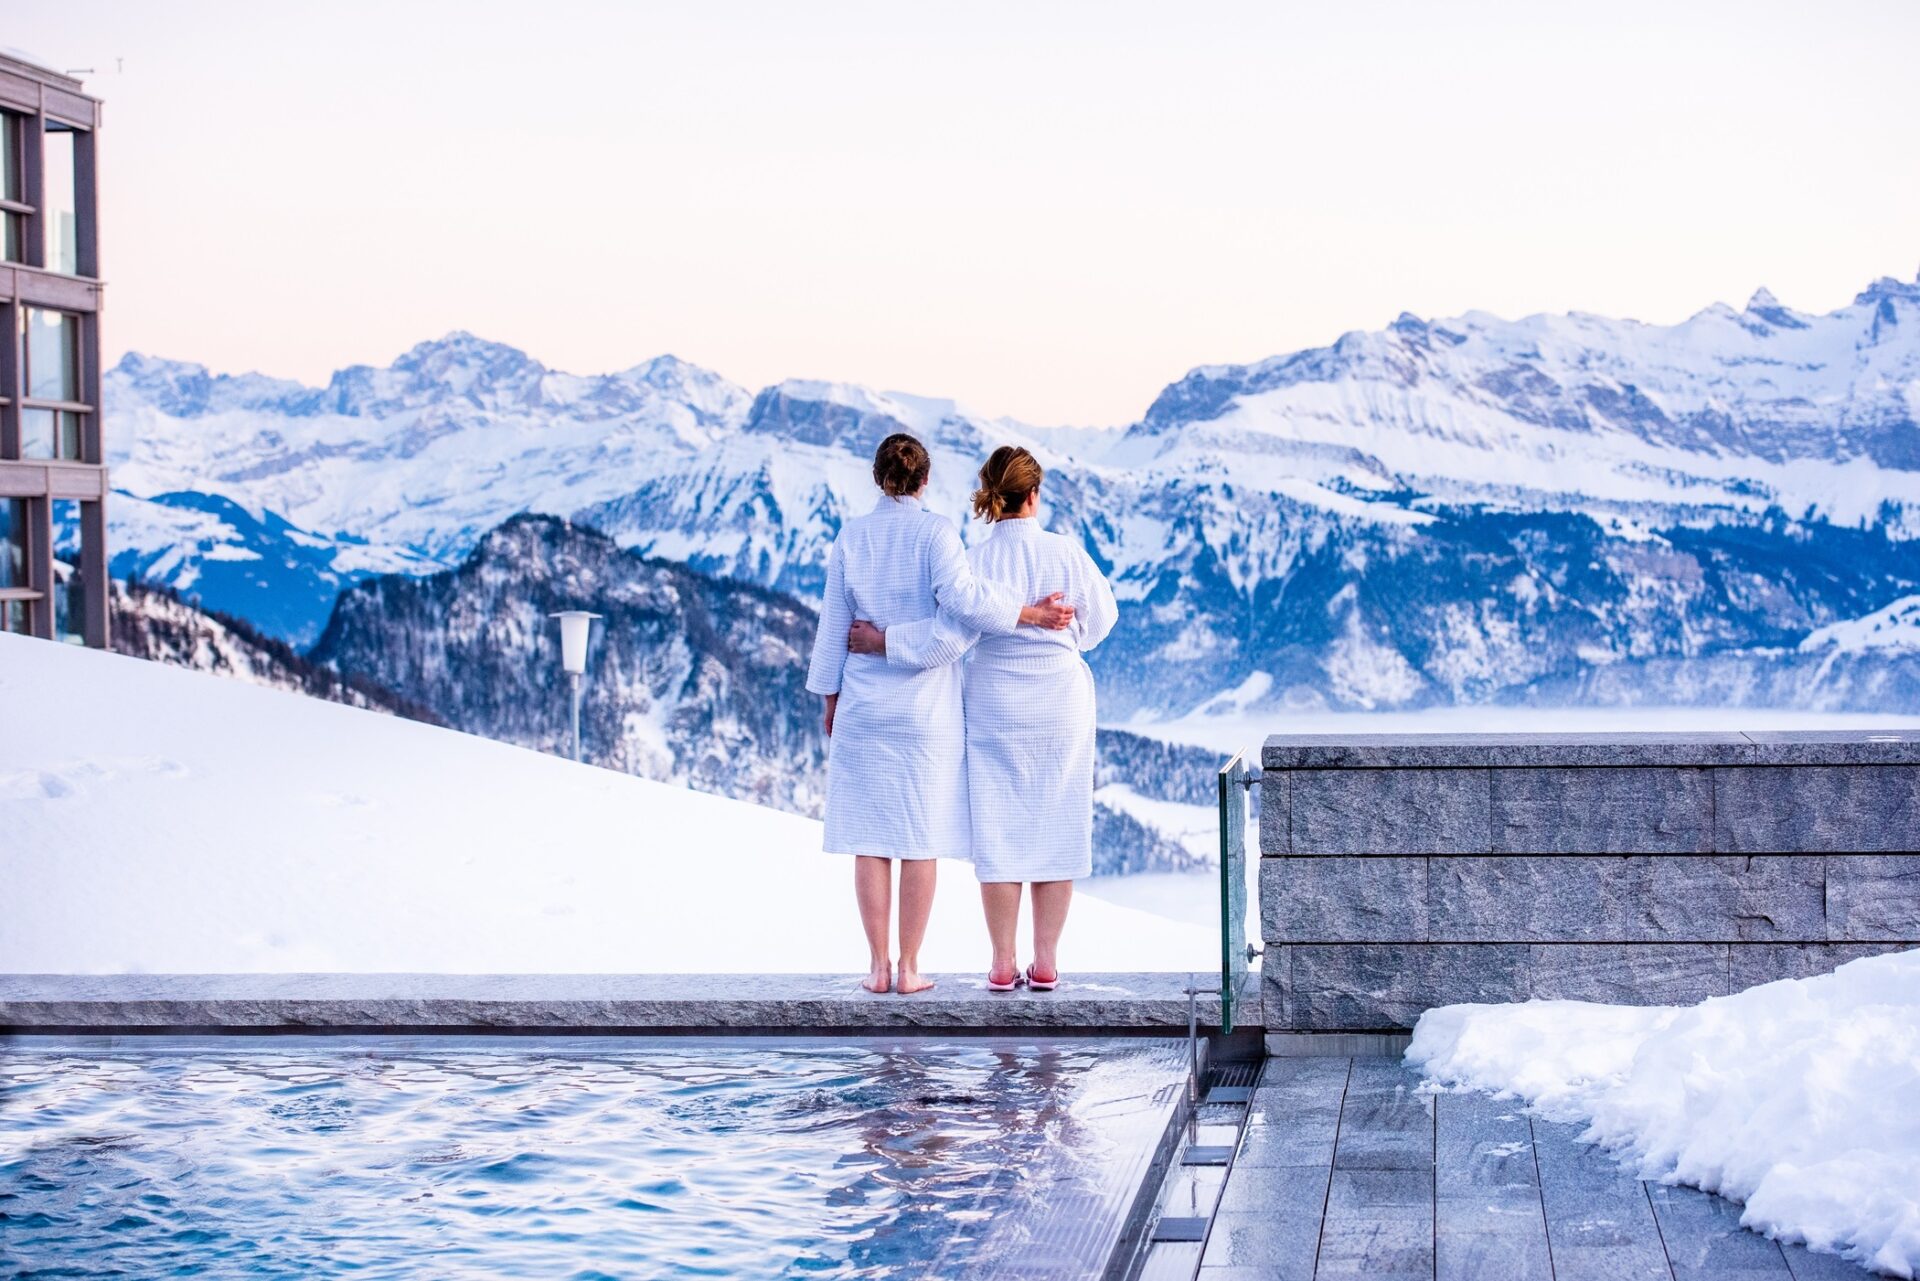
849, 445, 1117, 993
805, 433, 1075, 994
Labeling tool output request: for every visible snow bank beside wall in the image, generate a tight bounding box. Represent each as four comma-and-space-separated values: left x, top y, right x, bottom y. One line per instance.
0, 635, 1212, 975
1408, 950, 1920, 1277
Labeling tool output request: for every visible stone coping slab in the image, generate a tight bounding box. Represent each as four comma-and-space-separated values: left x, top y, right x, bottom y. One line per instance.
1263, 728, 1920, 770
0, 972, 1250, 1034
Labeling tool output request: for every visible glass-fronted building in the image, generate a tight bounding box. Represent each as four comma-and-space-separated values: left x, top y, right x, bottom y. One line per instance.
0, 52, 105, 647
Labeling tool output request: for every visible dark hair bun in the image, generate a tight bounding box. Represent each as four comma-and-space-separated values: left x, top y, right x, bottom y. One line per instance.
971, 445, 1045, 521
873, 433, 931, 498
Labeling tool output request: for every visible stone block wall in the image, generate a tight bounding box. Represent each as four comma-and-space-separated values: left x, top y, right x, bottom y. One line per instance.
1257, 731, 1920, 1032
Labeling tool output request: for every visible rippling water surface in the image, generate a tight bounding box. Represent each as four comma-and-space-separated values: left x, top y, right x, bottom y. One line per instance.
0, 1037, 1183, 1279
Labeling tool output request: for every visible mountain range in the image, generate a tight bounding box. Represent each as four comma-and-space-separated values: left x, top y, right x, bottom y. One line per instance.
99, 272, 1920, 717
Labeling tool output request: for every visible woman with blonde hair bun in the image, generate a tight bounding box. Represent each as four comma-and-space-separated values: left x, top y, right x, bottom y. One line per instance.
848, 445, 1118, 992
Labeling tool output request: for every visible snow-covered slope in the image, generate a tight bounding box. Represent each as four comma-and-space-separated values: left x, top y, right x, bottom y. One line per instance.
103, 274, 1920, 711
1408, 949, 1920, 1277
1802, 595, 1920, 656
0, 633, 1213, 973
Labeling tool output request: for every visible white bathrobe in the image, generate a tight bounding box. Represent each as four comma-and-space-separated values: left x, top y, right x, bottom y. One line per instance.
805, 493, 1023, 860
886, 517, 1118, 882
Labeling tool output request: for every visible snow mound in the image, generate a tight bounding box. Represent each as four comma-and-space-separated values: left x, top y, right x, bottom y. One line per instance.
0, 634, 1212, 974
1407, 950, 1920, 1277
1802, 596, 1920, 655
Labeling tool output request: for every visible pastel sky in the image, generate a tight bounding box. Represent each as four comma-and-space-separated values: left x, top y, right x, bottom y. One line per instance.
13, 0, 1920, 425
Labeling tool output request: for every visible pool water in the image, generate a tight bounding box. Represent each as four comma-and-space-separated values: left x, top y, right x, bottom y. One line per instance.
0, 1037, 1185, 1279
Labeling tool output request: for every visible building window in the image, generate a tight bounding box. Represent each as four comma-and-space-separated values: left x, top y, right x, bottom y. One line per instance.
0, 498, 24, 588
52, 499, 86, 644
0, 112, 20, 263
44, 123, 79, 276
0, 498, 33, 636
21, 408, 84, 460
21, 308, 85, 460
26, 309, 79, 401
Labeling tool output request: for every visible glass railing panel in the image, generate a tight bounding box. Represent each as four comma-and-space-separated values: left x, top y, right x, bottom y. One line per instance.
1217, 751, 1252, 1032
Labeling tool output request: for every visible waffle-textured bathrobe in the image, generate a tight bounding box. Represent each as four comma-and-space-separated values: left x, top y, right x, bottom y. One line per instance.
805, 493, 1023, 861
885, 517, 1118, 882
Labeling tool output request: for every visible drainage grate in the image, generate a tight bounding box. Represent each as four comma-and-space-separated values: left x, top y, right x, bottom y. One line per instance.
1180, 1146, 1234, 1166
1122, 1046, 1263, 1279
1150, 1217, 1209, 1243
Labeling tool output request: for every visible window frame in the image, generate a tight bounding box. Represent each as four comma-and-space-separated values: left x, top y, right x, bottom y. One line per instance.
0, 495, 29, 591
18, 305, 90, 462
0, 495, 43, 633
0, 111, 24, 265
50, 497, 86, 644
41, 120, 79, 277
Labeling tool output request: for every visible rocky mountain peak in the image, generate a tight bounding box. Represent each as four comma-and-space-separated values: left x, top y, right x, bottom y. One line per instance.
1742, 285, 1809, 331
1854, 276, 1920, 308
112, 352, 215, 416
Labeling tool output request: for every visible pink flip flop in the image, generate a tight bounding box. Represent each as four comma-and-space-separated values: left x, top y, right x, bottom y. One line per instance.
987, 964, 1026, 993
1025, 965, 1059, 992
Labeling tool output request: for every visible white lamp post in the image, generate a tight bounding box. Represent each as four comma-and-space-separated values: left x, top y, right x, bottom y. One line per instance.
549, 610, 602, 763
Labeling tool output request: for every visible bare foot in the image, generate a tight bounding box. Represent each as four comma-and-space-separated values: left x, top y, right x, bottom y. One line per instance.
896, 968, 937, 995
862, 963, 892, 994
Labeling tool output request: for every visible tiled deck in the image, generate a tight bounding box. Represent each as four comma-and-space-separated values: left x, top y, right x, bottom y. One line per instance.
1179, 1057, 1867, 1281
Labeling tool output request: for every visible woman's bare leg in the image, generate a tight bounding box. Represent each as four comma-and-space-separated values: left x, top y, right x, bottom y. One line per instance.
1030, 880, 1073, 981
855, 856, 893, 993
896, 860, 938, 993
980, 882, 1023, 985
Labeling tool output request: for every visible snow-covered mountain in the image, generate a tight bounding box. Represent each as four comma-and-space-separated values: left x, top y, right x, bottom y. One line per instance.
101, 490, 439, 642
105, 337, 748, 640
103, 273, 1920, 714
1120, 277, 1920, 529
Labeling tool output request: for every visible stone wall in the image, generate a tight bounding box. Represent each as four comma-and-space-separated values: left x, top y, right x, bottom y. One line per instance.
1257, 731, 1920, 1032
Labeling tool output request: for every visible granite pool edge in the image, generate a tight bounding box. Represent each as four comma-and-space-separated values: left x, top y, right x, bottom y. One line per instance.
1261, 728, 1920, 769
0, 972, 1251, 1035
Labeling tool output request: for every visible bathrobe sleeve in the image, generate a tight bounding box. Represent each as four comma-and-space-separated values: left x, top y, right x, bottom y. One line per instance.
883, 522, 1014, 669
1074, 548, 1119, 653
805, 540, 855, 696
881, 610, 977, 669
927, 521, 1022, 635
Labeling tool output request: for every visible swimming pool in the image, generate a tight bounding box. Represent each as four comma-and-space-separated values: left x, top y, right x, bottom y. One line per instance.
0, 1036, 1186, 1279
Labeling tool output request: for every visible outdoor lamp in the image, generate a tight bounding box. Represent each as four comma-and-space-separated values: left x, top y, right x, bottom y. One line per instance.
548, 610, 602, 762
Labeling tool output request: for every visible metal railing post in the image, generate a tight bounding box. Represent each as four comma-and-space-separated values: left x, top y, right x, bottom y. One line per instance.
569, 672, 583, 763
